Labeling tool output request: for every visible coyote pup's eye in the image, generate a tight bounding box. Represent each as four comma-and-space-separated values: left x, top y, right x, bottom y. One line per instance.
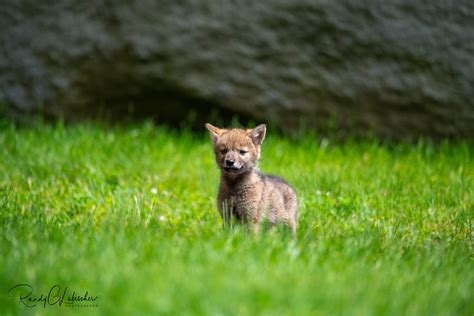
239, 150, 248, 155
220, 149, 228, 154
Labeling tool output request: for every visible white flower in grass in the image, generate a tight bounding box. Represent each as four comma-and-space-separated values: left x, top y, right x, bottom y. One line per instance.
159, 215, 166, 222
150, 188, 158, 195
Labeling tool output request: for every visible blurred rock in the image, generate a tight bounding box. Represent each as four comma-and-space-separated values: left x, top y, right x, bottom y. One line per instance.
1, 1, 473, 139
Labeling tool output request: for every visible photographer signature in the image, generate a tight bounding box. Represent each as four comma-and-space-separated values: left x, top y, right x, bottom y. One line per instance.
8, 284, 98, 308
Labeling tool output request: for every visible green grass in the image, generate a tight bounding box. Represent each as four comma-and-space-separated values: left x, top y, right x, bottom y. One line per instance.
0, 121, 472, 315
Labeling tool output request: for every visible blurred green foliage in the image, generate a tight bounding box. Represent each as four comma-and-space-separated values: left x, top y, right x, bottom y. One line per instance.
0, 121, 472, 315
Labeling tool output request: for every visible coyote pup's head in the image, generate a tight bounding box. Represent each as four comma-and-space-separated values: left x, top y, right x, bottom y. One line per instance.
205, 123, 266, 176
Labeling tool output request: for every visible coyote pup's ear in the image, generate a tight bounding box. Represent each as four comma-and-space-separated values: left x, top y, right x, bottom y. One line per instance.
205, 123, 224, 143
250, 124, 266, 146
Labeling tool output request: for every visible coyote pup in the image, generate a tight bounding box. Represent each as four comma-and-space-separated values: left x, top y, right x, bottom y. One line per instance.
205, 123, 298, 235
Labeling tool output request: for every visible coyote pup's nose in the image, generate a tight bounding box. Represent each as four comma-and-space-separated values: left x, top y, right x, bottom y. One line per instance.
225, 159, 235, 167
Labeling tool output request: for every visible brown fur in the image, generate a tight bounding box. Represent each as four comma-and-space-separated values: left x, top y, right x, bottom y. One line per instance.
205, 123, 298, 235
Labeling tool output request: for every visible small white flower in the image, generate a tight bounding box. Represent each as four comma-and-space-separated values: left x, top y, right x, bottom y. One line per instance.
150, 188, 158, 195
320, 138, 329, 149
316, 190, 322, 195
159, 215, 166, 222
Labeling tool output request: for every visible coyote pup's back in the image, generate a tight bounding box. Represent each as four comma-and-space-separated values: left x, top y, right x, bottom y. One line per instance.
205, 123, 298, 235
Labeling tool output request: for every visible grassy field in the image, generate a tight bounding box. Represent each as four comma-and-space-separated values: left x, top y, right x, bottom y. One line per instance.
0, 121, 472, 315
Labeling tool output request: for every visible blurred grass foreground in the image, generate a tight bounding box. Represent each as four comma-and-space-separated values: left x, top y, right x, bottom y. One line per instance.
0, 121, 472, 315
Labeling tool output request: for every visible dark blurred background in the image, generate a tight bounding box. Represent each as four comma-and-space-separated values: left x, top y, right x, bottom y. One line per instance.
1, 1, 473, 140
